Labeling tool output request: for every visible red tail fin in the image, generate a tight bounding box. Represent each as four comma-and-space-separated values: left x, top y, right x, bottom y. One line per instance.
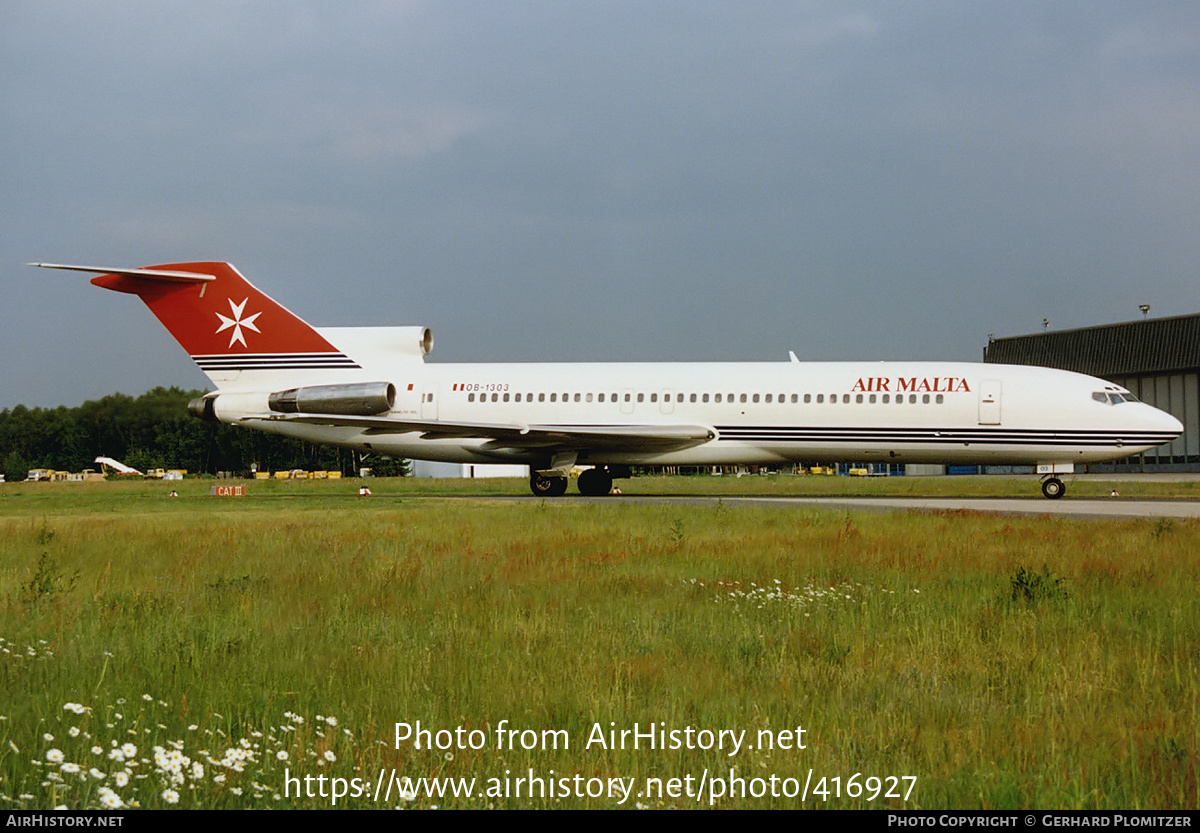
31, 260, 361, 380
88, 262, 338, 357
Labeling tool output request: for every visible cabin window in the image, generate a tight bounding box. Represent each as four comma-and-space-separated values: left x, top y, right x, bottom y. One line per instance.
740, 393, 748, 403
715, 393, 723, 403
468, 393, 475, 402
882, 394, 890, 404
650, 393, 658, 403
690, 393, 697, 403
550, 393, 557, 402
936, 394, 944, 404
503, 393, 510, 402
538, 393, 545, 402
752, 394, 760, 403
909, 394, 917, 403
804, 394, 811, 404
702, 393, 710, 403
637, 393, 644, 403
677, 393, 684, 402
816, 394, 824, 403
586, 393, 593, 402
573, 393, 581, 402
922, 394, 930, 404
856, 394, 864, 404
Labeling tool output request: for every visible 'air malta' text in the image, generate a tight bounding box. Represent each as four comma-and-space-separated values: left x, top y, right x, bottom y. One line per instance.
851, 378, 971, 393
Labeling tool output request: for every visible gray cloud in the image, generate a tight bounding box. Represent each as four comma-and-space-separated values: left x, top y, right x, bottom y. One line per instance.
4, 1, 1199, 408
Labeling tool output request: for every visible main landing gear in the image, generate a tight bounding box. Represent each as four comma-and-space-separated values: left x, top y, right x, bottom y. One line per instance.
1041, 477, 1066, 500
529, 472, 568, 497
577, 467, 613, 497
528, 466, 626, 497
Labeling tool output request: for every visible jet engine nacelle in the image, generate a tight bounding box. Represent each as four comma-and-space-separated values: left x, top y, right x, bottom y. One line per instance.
315, 326, 433, 362
267, 382, 396, 416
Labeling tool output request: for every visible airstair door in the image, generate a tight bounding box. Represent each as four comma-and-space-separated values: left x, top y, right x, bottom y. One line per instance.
978, 380, 1002, 425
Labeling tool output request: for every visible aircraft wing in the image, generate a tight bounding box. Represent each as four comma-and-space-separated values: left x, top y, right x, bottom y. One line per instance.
244, 413, 715, 452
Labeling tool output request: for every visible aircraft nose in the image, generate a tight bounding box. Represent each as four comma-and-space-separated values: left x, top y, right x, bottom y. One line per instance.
1149, 405, 1183, 438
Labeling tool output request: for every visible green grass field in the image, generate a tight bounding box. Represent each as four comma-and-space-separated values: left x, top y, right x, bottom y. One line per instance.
0, 476, 1196, 809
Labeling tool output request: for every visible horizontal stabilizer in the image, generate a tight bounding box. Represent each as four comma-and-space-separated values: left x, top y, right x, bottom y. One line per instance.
29, 263, 215, 283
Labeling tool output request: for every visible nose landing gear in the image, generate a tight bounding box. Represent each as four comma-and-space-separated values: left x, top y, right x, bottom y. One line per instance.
1040, 477, 1065, 499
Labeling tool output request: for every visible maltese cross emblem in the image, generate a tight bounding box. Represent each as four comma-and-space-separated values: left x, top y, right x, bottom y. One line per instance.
215, 297, 262, 348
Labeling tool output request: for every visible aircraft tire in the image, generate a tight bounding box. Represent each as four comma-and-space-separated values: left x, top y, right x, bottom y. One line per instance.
1041, 477, 1065, 500
530, 472, 568, 497
577, 468, 613, 497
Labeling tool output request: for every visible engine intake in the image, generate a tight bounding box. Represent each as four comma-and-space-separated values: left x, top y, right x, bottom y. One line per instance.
268, 382, 396, 416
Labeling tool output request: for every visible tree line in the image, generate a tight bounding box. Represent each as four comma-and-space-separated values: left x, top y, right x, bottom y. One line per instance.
0, 387, 409, 481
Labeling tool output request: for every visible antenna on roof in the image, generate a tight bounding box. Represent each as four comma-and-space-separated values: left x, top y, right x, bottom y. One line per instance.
1139, 304, 1151, 318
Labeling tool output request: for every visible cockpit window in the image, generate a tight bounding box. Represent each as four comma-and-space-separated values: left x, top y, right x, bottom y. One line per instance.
1093, 391, 1138, 405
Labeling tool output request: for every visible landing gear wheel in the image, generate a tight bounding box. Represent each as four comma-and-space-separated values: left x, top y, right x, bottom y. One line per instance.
577, 468, 613, 496
1041, 477, 1065, 500
530, 472, 568, 497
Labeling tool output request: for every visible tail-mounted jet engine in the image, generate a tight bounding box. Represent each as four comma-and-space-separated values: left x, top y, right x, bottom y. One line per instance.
187, 382, 396, 423
267, 382, 396, 415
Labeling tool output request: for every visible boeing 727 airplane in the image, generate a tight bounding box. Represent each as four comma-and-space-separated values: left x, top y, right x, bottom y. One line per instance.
31, 261, 1183, 498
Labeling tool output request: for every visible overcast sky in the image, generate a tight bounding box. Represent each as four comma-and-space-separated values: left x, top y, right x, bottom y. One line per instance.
4, 1, 1199, 409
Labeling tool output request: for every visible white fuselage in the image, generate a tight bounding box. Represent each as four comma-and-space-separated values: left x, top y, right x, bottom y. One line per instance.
221, 360, 1182, 470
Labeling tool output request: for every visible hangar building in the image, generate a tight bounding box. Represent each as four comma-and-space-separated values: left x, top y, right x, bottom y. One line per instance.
982, 313, 1200, 472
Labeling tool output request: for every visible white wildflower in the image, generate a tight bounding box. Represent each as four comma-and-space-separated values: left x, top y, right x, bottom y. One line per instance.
98, 788, 123, 809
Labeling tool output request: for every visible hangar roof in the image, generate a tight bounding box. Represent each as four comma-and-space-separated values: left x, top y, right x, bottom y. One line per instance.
983, 313, 1200, 377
